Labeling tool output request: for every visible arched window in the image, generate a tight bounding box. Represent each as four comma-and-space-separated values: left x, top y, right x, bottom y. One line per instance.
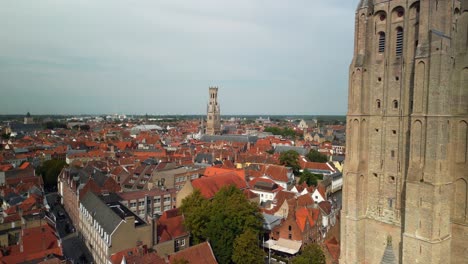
396, 27, 404, 56
393, 100, 399, 109
378, 32, 386, 53
376, 99, 381, 109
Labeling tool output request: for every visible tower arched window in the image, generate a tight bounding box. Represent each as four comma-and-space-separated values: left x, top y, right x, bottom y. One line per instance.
393, 100, 399, 109
376, 99, 381, 109
396, 27, 404, 56
378, 32, 386, 53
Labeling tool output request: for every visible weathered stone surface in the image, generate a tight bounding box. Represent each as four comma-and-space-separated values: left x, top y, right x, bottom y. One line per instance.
341, 1, 468, 263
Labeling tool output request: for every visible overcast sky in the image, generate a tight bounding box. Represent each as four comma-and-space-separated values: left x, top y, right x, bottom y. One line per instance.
0, 0, 359, 115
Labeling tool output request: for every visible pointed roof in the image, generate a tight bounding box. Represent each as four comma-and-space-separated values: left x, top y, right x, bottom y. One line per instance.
380, 236, 397, 264
357, 0, 372, 10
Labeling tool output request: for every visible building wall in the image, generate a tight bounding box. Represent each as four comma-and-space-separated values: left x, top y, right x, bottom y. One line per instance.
120, 191, 177, 219
79, 204, 153, 264
110, 218, 153, 256
58, 170, 80, 230
341, 1, 468, 263
175, 181, 194, 208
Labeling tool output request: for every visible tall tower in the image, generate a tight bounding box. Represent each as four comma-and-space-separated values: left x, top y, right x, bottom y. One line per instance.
206, 87, 221, 135
341, 1, 468, 263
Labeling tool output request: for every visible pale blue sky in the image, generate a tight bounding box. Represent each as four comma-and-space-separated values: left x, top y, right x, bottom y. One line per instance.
0, 0, 359, 115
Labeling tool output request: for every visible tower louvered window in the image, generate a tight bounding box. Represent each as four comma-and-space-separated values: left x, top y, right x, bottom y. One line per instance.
378, 32, 386, 53
396, 28, 404, 56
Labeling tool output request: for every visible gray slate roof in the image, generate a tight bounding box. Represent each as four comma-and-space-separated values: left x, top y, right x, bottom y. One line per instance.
194, 153, 214, 164
262, 213, 282, 231
274, 146, 308, 156
80, 191, 122, 234
380, 237, 397, 264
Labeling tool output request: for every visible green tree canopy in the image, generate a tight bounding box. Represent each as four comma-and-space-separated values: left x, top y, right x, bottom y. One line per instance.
299, 170, 323, 187
306, 149, 328, 163
232, 229, 265, 264
292, 244, 326, 264
180, 185, 264, 264
279, 150, 301, 174
264, 126, 298, 138
179, 189, 210, 244
37, 159, 67, 189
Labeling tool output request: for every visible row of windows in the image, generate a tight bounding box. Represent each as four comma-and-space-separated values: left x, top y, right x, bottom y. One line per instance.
375, 99, 398, 109
128, 195, 176, 207
377, 27, 404, 56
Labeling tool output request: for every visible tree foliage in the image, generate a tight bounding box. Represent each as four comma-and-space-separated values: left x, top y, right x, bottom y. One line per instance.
279, 150, 301, 174
37, 159, 67, 189
306, 149, 328, 163
44, 121, 67, 130
180, 186, 264, 264
232, 229, 264, 264
292, 244, 326, 264
264, 126, 297, 138
180, 189, 210, 244
299, 170, 323, 187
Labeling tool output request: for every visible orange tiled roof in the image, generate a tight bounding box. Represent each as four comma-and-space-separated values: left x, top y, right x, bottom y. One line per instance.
1, 223, 62, 264
169, 242, 217, 264
192, 172, 247, 199
204, 167, 245, 180
157, 209, 187, 243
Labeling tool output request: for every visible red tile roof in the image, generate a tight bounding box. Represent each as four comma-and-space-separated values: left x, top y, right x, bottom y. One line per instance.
203, 167, 245, 180
325, 236, 340, 262
318, 201, 332, 215
261, 164, 290, 182
157, 209, 188, 243
169, 242, 217, 264
19, 162, 31, 170
192, 173, 247, 199
110, 246, 165, 264
295, 207, 314, 232
1, 222, 62, 264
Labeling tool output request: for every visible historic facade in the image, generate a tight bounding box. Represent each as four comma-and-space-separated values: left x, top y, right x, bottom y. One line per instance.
206, 87, 221, 135
341, 0, 468, 263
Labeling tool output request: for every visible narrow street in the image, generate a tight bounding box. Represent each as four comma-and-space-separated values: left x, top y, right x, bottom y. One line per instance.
45, 193, 94, 263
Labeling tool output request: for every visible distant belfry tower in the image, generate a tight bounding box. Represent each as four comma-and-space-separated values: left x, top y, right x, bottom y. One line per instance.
206, 87, 221, 135
341, 1, 468, 264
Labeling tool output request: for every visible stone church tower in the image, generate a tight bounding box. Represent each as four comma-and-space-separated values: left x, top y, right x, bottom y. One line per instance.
206, 87, 221, 135
341, 0, 468, 263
